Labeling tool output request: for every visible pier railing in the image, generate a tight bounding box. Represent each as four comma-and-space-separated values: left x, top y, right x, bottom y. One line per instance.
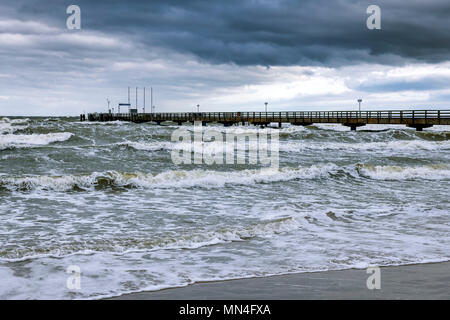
90, 110, 450, 119
86, 109, 450, 130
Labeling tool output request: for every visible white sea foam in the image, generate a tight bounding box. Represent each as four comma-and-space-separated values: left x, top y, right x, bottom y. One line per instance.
121, 135, 450, 155
2, 118, 450, 300
357, 164, 450, 180
1, 117, 29, 124
2, 163, 449, 192
123, 140, 267, 153
9, 118, 30, 124
0, 217, 299, 261
0, 117, 29, 134
131, 165, 336, 188
0, 173, 95, 191
0, 132, 73, 150
0, 165, 336, 191
280, 139, 450, 152
217, 125, 307, 134
75, 120, 130, 125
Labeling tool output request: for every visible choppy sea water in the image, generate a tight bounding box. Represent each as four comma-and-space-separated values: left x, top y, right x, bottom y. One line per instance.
0, 116, 449, 299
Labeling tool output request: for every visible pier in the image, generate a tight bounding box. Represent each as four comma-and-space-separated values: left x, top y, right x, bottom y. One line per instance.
85, 110, 450, 131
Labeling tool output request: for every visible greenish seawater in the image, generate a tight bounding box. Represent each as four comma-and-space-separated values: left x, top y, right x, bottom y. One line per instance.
0, 116, 449, 299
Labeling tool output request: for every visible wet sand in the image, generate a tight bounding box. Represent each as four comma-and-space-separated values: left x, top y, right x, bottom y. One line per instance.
109, 261, 450, 300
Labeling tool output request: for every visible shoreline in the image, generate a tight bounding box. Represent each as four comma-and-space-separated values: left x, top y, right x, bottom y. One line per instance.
108, 261, 450, 300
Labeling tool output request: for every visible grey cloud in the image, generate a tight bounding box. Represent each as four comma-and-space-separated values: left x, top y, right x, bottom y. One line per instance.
356, 77, 450, 92
6, 0, 450, 67
1, 0, 450, 116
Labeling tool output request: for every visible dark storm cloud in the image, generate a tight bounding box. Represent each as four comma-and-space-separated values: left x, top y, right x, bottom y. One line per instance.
7, 0, 450, 67
2, 0, 450, 116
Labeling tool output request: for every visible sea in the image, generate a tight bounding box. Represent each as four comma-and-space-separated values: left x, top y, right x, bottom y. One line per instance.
0, 116, 449, 299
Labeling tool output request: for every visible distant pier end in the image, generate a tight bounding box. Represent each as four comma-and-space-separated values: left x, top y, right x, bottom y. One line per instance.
83, 110, 450, 131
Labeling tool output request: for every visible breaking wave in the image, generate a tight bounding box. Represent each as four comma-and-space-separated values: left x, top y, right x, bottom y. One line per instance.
0, 117, 30, 125
2, 163, 449, 192
119, 135, 450, 154
0, 132, 73, 150
0, 117, 29, 134
0, 165, 336, 191
356, 163, 450, 180
281, 140, 450, 152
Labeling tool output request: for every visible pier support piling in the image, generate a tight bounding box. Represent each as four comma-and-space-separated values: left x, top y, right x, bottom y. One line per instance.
407, 124, 433, 131
291, 122, 313, 126
343, 123, 365, 131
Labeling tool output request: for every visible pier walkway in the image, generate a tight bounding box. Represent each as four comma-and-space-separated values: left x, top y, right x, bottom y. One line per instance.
85, 110, 450, 131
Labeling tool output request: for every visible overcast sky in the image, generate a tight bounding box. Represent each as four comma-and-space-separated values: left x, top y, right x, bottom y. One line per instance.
1, 0, 450, 116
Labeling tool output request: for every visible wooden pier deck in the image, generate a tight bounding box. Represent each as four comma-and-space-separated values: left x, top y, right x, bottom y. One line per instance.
85, 110, 450, 131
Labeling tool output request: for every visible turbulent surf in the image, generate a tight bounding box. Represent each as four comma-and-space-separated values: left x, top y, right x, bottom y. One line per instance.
0, 117, 449, 299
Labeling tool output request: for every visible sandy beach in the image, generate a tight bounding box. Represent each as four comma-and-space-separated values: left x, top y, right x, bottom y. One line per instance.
110, 261, 450, 300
